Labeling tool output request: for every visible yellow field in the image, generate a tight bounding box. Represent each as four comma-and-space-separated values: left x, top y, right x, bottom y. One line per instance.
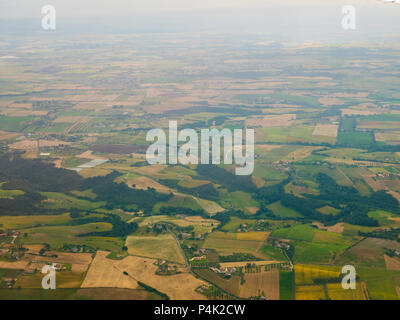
0, 213, 71, 229
236, 232, 270, 241
9, 139, 71, 151
125, 234, 185, 264
203, 232, 269, 258
82, 251, 206, 299
194, 197, 225, 215
295, 265, 342, 285
207, 231, 270, 241
296, 285, 326, 300
326, 283, 365, 300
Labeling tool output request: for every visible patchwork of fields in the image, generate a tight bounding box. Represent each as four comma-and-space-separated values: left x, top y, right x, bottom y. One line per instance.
0, 31, 400, 301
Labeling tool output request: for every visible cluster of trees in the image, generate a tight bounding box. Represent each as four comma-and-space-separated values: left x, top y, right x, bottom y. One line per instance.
254, 178, 290, 205
158, 206, 205, 217
213, 209, 248, 228
137, 281, 170, 300
254, 172, 399, 227
0, 154, 84, 193
219, 253, 261, 262
84, 172, 172, 213
159, 179, 219, 201
0, 156, 173, 216
68, 214, 138, 238
358, 228, 400, 241
337, 204, 378, 227
316, 173, 359, 203
0, 191, 47, 216
196, 165, 257, 193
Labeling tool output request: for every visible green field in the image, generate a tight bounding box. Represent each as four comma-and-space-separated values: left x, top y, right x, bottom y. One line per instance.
267, 201, 302, 218
279, 271, 294, 300
125, 234, 186, 264
20, 223, 122, 251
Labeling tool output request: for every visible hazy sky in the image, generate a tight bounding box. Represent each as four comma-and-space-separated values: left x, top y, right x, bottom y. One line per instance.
0, 0, 389, 18
1, 0, 399, 41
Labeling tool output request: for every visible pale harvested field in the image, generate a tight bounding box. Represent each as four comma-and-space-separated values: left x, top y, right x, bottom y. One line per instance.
53, 159, 62, 168
76, 150, 107, 160
0, 259, 29, 269
0, 131, 20, 141
81, 251, 139, 289
125, 234, 185, 264
246, 207, 259, 214
246, 114, 295, 128
252, 176, 266, 188
9, 139, 70, 151
183, 216, 220, 231
53, 116, 88, 123
41, 251, 91, 270
388, 191, 400, 205
0, 110, 47, 117
312, 124, 338, 138
195, 197, 225, 215
82, 251, 206, 299
79, 168, 112, 178
131, 164, 167, 176
73, 102, 108, 110
312, 222, 344, 234
133, 215, 219, 234
256, 144, 282, 153
127, 176, 174, 194
239, 270, 279, 300
362, 175, 386, 192
384, 255, 400, 271
358, 121, 400, 130
389, 217, 400, 222
327, 223, 344, 233
283, 146, 322, 162
145, 88, 164, 97
375, 132, 400, 144
333, 92, 369, 98
25, 261, 46, 273
318, 97, 344, 106
341, 109, 380, 116
22, 251, 92, 273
